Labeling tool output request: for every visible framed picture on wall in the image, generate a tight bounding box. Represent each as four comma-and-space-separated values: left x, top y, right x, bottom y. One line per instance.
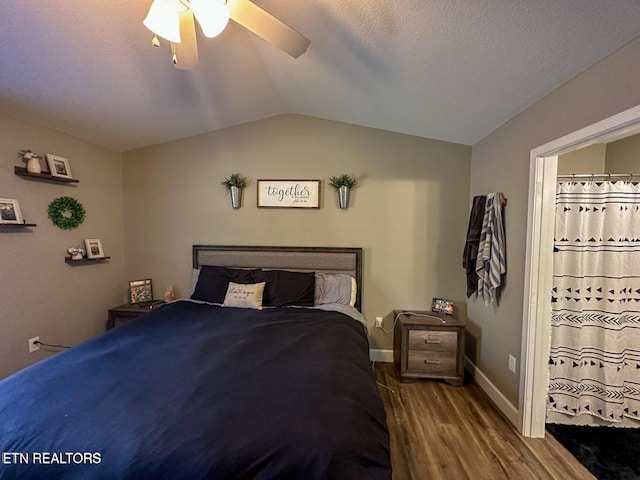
0, 198, 24, 224
129, 279, 153, 305
84, 238, 105, 258
46, 154, 73, 179
257, 179, 321, 208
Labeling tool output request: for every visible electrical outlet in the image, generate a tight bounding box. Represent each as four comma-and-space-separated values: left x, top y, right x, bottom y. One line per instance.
375, 316, 384, 329
508, 354, 517, 373
29, 336, 40, 353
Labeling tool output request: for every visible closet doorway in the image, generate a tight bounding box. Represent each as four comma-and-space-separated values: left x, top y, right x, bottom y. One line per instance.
520, 104, 640, 438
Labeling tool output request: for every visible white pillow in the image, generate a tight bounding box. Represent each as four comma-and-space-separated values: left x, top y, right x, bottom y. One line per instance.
314, 273, 357, 307
222, 282, 266, 310
190, 268, 201, 296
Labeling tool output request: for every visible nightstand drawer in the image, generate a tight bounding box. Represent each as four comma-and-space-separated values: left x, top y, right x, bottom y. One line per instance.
407, 350, 457, 376
408, 330, 457, 352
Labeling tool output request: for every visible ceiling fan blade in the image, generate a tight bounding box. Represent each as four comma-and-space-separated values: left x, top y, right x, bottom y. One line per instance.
227, 0, 310, 58
174, 9, 199, 70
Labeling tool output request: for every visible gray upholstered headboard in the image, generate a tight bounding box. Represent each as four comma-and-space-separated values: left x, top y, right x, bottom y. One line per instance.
192, 245, 363, 311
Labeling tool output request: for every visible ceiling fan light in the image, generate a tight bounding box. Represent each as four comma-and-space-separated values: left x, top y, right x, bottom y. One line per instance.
190, 0, 230, 38
143, 0, 183, 43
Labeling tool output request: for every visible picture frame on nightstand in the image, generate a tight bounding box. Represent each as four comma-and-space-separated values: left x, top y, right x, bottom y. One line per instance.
129, 278, 153, 305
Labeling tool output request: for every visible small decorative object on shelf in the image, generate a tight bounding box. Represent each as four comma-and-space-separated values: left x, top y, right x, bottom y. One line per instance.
221, 173, 248, 209
48, 196, 85, 230
84, 238, 105, 258
0, 198, 24, 224
328, 174, 358, 210
67, 245, 85, 261
46, 154, 73, 180
18, 149, 43, 174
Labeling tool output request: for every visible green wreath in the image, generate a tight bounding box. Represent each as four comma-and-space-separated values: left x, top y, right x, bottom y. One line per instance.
48, 196, 85, 230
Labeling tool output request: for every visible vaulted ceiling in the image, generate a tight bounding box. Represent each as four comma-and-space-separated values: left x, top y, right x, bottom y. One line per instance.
2, 1, 640, 152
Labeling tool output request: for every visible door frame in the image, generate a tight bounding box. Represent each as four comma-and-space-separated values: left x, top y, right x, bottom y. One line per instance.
519, 104, 640, 437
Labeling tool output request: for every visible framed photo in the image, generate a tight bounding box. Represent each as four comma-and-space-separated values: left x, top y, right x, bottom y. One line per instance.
257, 180, 320, 208
84, 238, 105, 259
46, 154, 73, 179
129, 279, 153, 305
432, 297, 454, 315
0, 198, 24, 224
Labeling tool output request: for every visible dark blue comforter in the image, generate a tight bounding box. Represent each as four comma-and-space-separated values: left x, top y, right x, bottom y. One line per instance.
0, 301, 391, 479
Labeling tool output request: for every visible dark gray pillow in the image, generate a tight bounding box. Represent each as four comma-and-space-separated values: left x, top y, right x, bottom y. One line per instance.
251, 270, 315, 307
191, 266, 256, 304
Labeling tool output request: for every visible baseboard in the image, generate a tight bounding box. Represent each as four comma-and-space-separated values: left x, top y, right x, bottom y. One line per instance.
464, 356, 519, 427
370, 349, 394, 363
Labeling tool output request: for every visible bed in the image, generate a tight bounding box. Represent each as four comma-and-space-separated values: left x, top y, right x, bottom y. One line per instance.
0, 246, 391, 480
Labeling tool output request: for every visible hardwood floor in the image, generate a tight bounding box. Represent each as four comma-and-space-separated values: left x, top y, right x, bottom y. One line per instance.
374, 363, 594, 480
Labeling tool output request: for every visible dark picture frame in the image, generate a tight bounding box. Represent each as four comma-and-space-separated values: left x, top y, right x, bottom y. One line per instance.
129, 278, 153, 305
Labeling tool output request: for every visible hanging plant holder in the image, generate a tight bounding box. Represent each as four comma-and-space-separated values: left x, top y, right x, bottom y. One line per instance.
338, 185, 351, 210
229, 186, 243, 209
48, 196, 86, 230
329, 174, 358, 210
221, 173, 248, 210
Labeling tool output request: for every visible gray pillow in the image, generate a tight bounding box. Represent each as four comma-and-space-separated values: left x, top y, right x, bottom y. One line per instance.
314, 273, 356, 306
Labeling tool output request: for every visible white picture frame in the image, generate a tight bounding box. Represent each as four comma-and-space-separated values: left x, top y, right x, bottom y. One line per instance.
257, 180, 321, 208
0, 198, 24, 224
84, 238, 105, 259
46, 154, 73, 179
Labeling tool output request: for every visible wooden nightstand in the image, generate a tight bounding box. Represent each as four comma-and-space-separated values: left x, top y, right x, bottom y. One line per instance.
393, 310, 465, 386
107, 301, 164, 330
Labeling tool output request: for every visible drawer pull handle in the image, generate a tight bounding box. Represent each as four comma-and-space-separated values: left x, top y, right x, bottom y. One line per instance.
425, 339, 441, 344
424, 360, 441, 365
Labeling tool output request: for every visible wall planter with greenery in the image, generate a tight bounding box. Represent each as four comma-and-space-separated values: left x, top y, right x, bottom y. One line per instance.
329, 174, 358, 210
221, 173, 248, 209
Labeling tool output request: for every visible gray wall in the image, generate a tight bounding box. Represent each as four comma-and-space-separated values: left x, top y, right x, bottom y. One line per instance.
122, 114, 471, 349
468, 36, 640, 405
0, 113, 125, 379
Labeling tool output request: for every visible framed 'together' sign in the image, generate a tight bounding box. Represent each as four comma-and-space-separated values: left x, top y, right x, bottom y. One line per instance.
257, 180, 320, 208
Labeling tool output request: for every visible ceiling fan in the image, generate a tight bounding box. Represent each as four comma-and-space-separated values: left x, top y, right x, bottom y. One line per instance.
143, 0, 311, 69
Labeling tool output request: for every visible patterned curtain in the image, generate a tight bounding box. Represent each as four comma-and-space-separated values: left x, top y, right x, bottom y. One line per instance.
548, 180, 640, 422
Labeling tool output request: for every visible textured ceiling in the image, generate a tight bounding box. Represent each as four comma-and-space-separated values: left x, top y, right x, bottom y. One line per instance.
1, 1, 640, 152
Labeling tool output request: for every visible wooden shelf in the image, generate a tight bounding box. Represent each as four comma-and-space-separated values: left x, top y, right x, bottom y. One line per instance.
14, 166, 79, 183
65, 256, 111, 264
0, 222, 36, 228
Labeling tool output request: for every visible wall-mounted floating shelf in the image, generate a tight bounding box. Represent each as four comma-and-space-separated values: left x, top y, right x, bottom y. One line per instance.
0, 222, 37, 228
14, 166, 79, 184
65, 256, 111, 265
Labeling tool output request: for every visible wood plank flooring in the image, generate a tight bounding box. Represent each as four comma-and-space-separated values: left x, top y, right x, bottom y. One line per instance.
374, 363, 594, 480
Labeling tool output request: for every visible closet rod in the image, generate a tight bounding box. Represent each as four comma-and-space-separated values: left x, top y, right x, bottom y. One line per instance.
557, 173, 640, 180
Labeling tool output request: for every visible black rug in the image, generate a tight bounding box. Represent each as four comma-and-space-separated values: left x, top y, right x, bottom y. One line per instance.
546, 423, 640, 480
